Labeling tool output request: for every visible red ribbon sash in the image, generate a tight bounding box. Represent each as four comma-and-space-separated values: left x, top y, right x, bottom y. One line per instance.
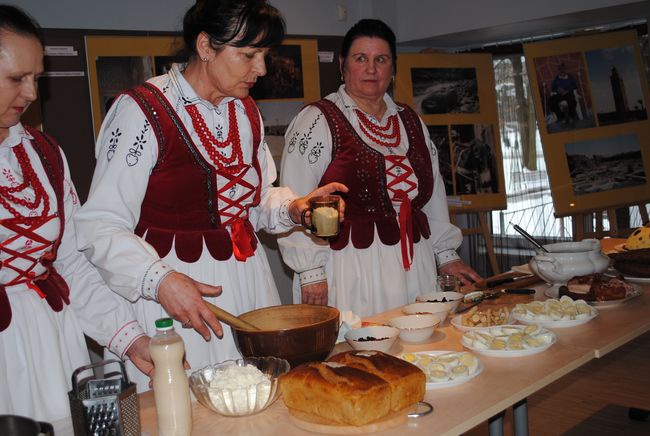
393, 190, 413, 271
230, 219, 255, 261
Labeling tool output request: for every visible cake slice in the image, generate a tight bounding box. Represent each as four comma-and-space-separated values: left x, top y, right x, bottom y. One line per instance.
559, 273, 634, 301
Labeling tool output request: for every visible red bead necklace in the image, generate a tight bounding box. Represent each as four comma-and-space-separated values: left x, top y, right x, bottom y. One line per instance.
355, 109, 401, 147
186, 101, 244, 174
0, 143, 50, 225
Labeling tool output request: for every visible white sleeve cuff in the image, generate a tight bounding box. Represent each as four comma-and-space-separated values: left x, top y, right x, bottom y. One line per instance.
279, 197, 297, 227
107, 320, 146, 359
299, 267, 327, 286
140, 259, 174, 301
435, 249, 461, 267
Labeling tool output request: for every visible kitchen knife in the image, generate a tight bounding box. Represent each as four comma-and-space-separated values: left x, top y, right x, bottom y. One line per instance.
483, 288, 536, 299
485, 275, 534, 288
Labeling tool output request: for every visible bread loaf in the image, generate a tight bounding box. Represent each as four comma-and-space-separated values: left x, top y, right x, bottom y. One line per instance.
280, 361, 391, 426
328, 350, 426, 412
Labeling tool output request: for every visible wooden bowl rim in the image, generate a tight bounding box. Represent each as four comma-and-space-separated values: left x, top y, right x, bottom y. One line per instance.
234, 304, 340, 334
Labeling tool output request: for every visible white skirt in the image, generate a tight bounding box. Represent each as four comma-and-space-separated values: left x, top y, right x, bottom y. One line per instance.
120, 239, 281, 392
0, 286, 91, 422
292, 228, 438, 317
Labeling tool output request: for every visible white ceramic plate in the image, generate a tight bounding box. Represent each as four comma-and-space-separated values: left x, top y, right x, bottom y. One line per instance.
513, 311, 597, 328
451, 313, 516, 332
545, 286, 643, 308
461, 325, 556, 358
399, 351, 484, 389
603, 267, 650, 285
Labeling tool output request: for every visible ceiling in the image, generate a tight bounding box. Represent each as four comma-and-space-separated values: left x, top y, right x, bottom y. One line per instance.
399, 1, 649, 50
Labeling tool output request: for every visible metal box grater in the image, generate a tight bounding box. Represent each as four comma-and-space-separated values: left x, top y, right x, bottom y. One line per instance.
68, 359, 140, 436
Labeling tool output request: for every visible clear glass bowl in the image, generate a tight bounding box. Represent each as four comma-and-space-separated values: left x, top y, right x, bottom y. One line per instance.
189, 356, 290, 417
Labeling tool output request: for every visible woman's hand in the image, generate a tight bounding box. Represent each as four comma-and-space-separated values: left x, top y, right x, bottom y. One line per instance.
126, 335, 191, 388
438, 260, 482, 286
301, 281, 328, 305
125, 335, 153, 381
157, 272, 223, 341
289, 182, 348, 225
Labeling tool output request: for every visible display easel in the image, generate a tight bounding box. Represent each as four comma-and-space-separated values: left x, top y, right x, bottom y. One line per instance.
572, 203, 649, 241
449, 211, 500, 275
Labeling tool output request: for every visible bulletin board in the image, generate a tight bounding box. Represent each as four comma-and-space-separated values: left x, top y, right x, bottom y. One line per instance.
524, 30, 650, 217
394, 53, 506, 213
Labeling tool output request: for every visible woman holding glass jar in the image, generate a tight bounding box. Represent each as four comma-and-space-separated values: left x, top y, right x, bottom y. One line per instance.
278, 19, 481, 316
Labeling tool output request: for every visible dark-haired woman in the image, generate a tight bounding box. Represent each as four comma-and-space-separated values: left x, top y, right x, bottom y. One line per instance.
75, 0, 345, 390
0, 5, 153, 421
278, 19, 481, 316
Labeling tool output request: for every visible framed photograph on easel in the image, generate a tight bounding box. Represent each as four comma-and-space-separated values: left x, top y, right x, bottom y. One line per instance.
85, 35, 185, 138
394, 53, 506, 213
524, 30, 650, 217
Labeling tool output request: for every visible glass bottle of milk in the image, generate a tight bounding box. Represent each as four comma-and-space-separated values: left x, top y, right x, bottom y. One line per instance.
150, 318, 192, 436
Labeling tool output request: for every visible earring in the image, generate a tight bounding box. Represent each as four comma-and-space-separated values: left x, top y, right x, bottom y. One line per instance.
340, 75, 344, 83
202, 57, 208, 62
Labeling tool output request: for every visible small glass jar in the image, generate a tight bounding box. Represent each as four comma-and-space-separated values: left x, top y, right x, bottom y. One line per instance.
437, 274, 459, 292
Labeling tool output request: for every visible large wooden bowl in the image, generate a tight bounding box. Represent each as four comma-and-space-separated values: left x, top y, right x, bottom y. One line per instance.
232, 304, 340, 367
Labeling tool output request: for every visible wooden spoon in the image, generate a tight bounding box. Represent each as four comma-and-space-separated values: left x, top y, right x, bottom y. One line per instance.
204, 301, 261, 331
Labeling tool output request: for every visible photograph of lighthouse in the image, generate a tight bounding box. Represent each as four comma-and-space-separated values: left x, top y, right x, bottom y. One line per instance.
585, 45, 647, 126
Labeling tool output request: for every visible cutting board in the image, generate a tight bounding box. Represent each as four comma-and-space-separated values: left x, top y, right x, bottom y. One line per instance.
288, 408, 407, 434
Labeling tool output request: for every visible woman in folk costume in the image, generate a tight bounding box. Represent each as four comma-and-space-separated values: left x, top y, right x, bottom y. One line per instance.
75, 0, 346, 391
278, 19, 481, 316
0, 5, 152, 422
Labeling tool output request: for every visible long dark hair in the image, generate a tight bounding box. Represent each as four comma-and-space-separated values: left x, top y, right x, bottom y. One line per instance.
0, 5, 44, 47
340, 19, 397, 73
182, 0, 285, 57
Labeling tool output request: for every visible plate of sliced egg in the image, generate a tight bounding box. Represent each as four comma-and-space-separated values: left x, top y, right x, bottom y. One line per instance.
461, 325, 556, 357
400, 351, 483, 389
512, 296, 597, 328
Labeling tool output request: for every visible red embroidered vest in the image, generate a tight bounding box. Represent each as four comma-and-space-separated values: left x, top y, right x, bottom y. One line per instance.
125, 83, 262, 262
314, 100, 433, 250
0, 128, 70, 331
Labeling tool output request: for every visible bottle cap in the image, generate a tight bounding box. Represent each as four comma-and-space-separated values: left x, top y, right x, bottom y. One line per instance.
155, 318, 174, 330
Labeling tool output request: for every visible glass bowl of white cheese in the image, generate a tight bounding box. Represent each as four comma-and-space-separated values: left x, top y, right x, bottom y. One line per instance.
189, 356, 290, 416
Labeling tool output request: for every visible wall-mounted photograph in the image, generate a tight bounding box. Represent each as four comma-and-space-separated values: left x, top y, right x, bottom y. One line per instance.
427, 125, 453, 194
95, 56, 154, 117
86, 36, 184, 137
565, 133, 646, 195
451, 124, 499, 195
585, 45, 647, 126
532, 52, 596, 133
251, 44, 304, 100
248, 39, 320, 103
411, 67, 479, 115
